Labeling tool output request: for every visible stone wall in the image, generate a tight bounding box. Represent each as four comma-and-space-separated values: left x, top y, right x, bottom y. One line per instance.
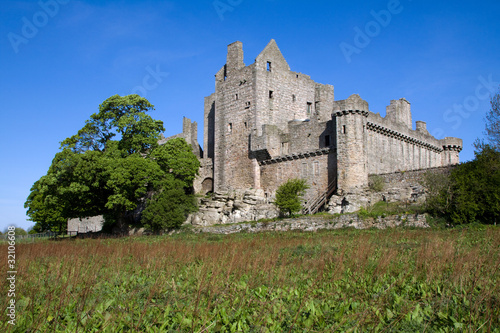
372, 166, 454, 203
259, 151, 335, 201
67, 216, 104, 234
193, 214, 429, 235
366, 102, 462, 175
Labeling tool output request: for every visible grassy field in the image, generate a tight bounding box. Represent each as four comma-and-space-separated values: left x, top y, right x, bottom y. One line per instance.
1, 226, 499, 332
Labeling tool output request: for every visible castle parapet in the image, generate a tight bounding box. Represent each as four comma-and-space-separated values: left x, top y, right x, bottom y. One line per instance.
439, 137, 462, 165
332, 94, 369, 113
439, 137, 463, 151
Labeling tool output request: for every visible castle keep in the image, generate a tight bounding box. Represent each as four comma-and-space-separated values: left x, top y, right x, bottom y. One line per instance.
191, 40, 462, 207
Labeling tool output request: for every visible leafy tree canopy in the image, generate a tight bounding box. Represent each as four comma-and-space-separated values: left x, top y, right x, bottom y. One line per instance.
150, 137, 200, 188
26, 95, 199, 233
60, 94, 164, 155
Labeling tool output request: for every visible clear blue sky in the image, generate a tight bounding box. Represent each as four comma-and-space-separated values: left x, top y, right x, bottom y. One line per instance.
1, 0, 499, 231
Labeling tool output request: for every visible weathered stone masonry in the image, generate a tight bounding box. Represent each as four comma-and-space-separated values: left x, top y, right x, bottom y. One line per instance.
191, 40, 462, 204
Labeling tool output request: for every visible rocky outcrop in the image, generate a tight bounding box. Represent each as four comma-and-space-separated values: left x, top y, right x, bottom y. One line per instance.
193, 214, 429, 234
186, 189, 279, 226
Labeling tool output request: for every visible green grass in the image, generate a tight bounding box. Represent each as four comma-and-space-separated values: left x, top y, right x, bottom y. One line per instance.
358, 201, 425, 219
1, 226, 499, 332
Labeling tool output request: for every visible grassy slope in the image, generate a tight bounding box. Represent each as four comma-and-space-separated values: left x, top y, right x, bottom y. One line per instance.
1, 226, 499, 332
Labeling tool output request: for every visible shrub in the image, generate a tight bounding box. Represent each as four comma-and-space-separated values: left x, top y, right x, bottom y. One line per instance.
274, 178, 309, 217
141, 177, 198, 232
369, 175, 385, 192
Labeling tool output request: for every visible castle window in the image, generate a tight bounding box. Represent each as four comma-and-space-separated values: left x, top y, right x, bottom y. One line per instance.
307, 102, 312, 116
269, 90, 273, 98
292, 94, 296, 102
325, 135, 330, 146
301, 162, 308, 178
244, 122, 247, 129
342, 125, 346, 134
267, 61, 272, 72
235, 94, 239, 100
245, 101, 251, 108
314, 161, 320, 176
228, 123, 232, 133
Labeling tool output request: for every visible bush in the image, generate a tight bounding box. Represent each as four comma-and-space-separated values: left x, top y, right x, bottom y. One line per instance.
368, 175, 385, 192
14, 227, 28, 235
424, 145, 500, 225
141, 177, 198, 232
274, 178, 309, 217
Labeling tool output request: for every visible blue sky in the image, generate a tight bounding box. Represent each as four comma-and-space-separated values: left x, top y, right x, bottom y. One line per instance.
1, 0, 499, 231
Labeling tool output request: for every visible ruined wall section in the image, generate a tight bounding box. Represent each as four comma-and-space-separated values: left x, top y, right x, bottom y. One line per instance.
212, 42, 257, 192
158, 117, 202, 158
203, 93, 215, 159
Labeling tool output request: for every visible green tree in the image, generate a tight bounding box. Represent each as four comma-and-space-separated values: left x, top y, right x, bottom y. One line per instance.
60, 94, 163, 154
274, 178, 309, 217
484, 87, 500, 150
141, 176, 198, 232
425, 146, 500, 225
25, 178, 67, 233
26, 95, 200, 233
423, 170, 454, 217
150, 137, 200, 189
448, 146, 500, 224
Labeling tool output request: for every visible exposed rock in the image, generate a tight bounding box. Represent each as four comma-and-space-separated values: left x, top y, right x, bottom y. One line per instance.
189, 189, 279, 226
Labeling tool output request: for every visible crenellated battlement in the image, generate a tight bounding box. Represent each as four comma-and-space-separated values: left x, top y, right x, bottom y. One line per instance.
366, 122, 443, 153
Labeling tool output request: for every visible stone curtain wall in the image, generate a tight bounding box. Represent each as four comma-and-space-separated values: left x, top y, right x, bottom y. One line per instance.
366, 105, 462, 175
366, 121, 443, 174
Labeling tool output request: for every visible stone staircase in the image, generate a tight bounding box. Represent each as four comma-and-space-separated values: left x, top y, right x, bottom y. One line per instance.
302, 179, 337, 215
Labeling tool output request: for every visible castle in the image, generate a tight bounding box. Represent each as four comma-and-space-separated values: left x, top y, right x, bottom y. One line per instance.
68, 39, 464, 232
179, 39, 462, 207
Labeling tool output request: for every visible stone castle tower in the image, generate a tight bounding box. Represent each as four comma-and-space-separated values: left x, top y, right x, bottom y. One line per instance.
187, 40, 461, 203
